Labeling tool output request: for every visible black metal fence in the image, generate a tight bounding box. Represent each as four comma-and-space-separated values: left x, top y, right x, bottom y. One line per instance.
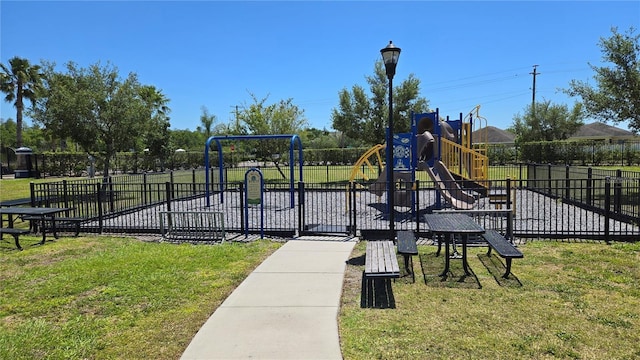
26, 167, 640, 242
525, 164, 640, 223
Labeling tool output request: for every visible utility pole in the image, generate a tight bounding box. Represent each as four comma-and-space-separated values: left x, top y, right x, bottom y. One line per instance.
530, 64, 540, 114
230, 105, 240, 131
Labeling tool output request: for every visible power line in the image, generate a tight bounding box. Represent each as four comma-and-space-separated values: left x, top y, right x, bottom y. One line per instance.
425, 66, 533, 86
424, 73, 526, 93
436, 90, 530, 107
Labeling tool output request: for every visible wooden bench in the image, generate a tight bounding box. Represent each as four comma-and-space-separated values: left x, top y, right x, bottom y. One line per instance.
364, 240, 400, 279
0, 228, 31, 250
160, 211, 225, 242
482, 229, 523, 278
396, 230, 418, 282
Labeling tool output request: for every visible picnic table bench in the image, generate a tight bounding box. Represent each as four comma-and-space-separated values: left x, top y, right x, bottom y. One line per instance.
482, 229, 523, 278
23, 215, 84, 237
0, 228, 31, 250
364, 240, 400, 279
396, 230, 418, 282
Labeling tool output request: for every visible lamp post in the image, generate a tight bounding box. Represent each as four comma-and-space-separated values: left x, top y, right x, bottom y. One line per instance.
380, 40, 401, 239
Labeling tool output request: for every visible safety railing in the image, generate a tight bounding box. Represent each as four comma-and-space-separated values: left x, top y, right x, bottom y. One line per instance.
440, 138, 489, 184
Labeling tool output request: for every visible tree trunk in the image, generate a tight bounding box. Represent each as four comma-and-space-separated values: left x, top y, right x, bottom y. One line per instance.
16, 86, 23, 148
274, 161, 287, 180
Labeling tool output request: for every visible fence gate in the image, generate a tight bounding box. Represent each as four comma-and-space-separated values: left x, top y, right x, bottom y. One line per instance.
300, 183, 354, 236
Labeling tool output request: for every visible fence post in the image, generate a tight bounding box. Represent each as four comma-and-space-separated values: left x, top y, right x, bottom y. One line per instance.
165, 181, 172, 212
415, 180, 420, 233
63, 180, 69, 209
97, 183, 103, 234
239, 182, 245, 234
298, 181, 304, 235
506, 178, 513, 242
351, 181, 357, 236
564, 165, 570, 200
30, 182, 36, 206
604, 177, 611, 244
614, 169, 622, 214
192, 169, 197, 195
547, 163, 552, 195
350, 182, 358, 236
170, 171, 175, 198
586, 167, 593, 206
165, 181, 172, 230
143, 173, 148, 205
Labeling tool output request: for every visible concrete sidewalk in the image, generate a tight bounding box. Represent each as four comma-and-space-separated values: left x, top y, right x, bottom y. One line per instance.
180, 239, 357, 360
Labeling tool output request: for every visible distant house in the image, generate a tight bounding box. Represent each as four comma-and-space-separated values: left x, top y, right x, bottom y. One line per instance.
569, 122, 637, 141
472, 126, 516, 144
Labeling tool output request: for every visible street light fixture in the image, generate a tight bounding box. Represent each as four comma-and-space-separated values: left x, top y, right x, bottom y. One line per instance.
380, 40, 401, 239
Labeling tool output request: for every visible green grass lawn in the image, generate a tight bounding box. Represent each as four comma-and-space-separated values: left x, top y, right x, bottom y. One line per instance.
2, 235, 638, 359
2, 169, 640, 359
0, 236, 281, 360
339, 241, 640, 359
0, 177, 67, 202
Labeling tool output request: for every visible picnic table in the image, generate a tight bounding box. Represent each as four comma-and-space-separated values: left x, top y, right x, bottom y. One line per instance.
0, 207, 73, 250
423, 213, 485, 276
0, 198, 35, 207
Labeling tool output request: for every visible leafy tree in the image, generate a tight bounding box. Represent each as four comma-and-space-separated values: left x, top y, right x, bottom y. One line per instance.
331, 60, 429, 146
32, 61, 157, 176
0, 118, 17, 149
170, 129, 202, 151
332, 85, 369, 143
510, 100, 584, 142
21, 123, 47, 151
236, 93, 307, 178
301, 127, 340, 149
564, 27, 640, 133
0, 57, 44, 147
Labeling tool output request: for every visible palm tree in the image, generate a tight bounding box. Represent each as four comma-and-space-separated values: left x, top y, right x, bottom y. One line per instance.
139, 85, 171, 159
0, 57, 43, 147
199, 106, 216, 140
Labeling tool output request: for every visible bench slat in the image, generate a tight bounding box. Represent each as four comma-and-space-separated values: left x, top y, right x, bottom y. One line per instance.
365, 241, 399, 278
0, 228, 30, 234
483, 230, 523, 258
396, 230, 417, 281
382, 241, 392, 272
365, 242, 374, 274
397, 230, 418, 255
482, 229, 523, 279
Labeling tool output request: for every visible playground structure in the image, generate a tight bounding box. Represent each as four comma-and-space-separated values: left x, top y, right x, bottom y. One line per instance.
350, 106, 490, 211
200, 107, 492, 226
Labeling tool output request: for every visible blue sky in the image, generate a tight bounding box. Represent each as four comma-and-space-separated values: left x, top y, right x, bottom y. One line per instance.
1, 1, 639, 133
